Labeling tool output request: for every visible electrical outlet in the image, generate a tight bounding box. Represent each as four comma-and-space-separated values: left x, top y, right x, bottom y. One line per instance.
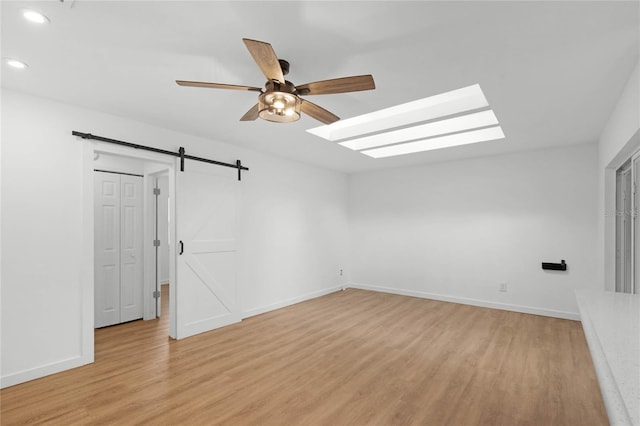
339, 269, 343, 276
499, 283, 507, 292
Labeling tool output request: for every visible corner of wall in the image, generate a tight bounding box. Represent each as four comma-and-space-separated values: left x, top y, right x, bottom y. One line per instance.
598, 59, 640, 290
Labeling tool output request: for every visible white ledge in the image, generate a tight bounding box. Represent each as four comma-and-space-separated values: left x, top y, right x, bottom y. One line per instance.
576, 289, 639, 426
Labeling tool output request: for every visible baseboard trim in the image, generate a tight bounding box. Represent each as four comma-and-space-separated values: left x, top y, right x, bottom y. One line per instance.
177, 315, 242, 340
242, 285, 343, 319
1, 354, 92, 389
347, 283, 580, 321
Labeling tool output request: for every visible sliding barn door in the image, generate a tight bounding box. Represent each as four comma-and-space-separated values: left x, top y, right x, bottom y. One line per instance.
175, 161, 240, 339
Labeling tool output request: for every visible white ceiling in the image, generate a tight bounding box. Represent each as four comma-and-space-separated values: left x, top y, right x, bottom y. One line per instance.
2, 1, 638, 173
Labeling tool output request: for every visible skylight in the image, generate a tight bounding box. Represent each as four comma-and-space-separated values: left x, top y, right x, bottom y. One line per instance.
362, 126, 505, 158
339, 110, 499, 151
306, 84, 505, 158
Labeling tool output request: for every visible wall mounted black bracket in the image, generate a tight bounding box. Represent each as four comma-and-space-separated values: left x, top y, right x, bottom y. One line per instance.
73, 131, 249, 181
179, 146, 185, 172
542, 260, 567, 271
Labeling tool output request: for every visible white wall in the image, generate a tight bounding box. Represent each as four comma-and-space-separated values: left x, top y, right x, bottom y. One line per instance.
239, 153, 349, 316
348, 144, 598, 319
597, 60, 640, 290
0, 89, 349, 387
598, 61, 640, 169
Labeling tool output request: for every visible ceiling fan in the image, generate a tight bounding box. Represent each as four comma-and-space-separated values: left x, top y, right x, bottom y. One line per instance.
176, 38, 375, 125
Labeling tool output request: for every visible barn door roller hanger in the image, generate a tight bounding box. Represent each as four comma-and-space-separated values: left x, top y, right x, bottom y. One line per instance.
73, 131, 249, 181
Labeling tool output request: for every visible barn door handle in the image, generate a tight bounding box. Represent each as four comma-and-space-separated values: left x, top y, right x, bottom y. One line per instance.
179, 240, 184, 255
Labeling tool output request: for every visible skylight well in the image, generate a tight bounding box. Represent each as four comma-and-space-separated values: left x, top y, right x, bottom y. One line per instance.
307, 84, 505, 158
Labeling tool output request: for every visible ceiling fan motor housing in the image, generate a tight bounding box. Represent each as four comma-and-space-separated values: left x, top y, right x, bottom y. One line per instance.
258, 80, 301, 123
278, 59, 290, 76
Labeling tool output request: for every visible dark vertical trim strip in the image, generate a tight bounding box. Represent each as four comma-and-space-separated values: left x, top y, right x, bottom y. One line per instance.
179, 147, 185, 172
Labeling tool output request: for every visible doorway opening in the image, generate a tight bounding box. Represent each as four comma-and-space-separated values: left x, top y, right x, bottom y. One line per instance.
82, 134, 242, 360
83, 142, 177, 353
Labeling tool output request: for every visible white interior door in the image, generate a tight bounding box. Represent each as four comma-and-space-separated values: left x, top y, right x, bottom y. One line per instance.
175, 161, 240, 339
94, 171, 144, 327
95, 172, 121, 327
120, 175, 144, 322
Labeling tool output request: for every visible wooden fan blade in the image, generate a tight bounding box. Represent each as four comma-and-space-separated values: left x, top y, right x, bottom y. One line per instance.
296, 75, 375, 96
176, 80, 262, 91
242, 38, 285, 84
240, 103, 259, 121
300, 99, 339, 124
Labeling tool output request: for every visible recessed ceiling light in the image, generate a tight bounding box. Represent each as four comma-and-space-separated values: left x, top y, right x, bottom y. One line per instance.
22, 9, 49, 24
5, 58, 28, 69
307, 84, 489, 141
339, 110, 500, 151
361, 126, 505, 158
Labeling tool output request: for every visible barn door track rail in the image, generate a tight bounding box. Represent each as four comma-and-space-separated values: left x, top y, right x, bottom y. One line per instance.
73, 131, 249, 181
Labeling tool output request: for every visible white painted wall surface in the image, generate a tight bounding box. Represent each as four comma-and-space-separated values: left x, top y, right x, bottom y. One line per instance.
239, 152, 349, 317
597, 60, 640, 290
598, 61, 640, 170
0, 89, 349, 387
348, 144, 598, 319
1, 93, 87, 384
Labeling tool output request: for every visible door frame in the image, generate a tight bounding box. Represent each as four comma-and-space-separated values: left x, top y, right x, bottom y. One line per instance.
143, 168, 172, 323
148, 171, 170, 320
606, 129, 640, 292
615, 161, 633, 293
82, 140, 177, 362
613, 148, 640, 295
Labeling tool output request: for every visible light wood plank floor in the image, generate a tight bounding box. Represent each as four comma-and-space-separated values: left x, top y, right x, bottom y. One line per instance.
1, 288, 607, 425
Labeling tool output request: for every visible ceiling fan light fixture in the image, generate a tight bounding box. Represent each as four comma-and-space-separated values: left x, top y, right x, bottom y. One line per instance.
258, 91, 301, 123
177, 38, 374, 124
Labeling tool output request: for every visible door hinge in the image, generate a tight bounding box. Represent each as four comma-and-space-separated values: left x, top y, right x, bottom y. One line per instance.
153, 239, 160, 247
153, 187, 160, 196
153, 290, 161, 299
